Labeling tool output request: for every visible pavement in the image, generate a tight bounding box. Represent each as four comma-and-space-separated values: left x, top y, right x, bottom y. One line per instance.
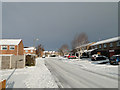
45, 57, 119, 88
1, 58, 58, 88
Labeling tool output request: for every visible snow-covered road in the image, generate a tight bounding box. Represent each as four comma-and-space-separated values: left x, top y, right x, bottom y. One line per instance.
45, 57, 118, 88
60, 58, 119, 78
0, 58, 58, 88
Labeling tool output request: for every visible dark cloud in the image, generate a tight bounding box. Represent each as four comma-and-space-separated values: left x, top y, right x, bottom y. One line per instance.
2, 2, 118, 50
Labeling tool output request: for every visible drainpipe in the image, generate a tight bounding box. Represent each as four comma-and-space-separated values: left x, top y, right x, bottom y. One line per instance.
17, 45, 18, 56
10, 55, 12, 69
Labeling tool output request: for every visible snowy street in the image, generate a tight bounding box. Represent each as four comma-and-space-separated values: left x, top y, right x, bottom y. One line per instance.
1, 58, 58, 88
0, 57, 119, 88
45, 57, 119, 88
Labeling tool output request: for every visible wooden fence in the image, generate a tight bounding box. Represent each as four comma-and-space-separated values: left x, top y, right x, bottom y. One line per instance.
0, 80, 6, 90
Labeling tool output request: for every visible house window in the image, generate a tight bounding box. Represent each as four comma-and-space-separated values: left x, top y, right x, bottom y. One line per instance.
110, 43, 113, 47
117, 41, 120, 46
99, 45, 101, 48
1, 46, 8, 50
31, 50, 33, 52
95, 45, 97, 49
9, 46, 15, 50
25, 50, 28, 52
103, 44, 107, 48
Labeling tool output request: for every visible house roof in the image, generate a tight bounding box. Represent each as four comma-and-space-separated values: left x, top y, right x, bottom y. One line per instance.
75, 42, 94, 49
24, 47, 36, 50
0, 39, 22, 45
91, 36, 120, 46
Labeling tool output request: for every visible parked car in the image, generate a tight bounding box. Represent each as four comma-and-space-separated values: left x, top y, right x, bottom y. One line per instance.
80, 55, 89, 59
109, 55, 120, 65
42, 55, 45, 58
50, 55, 56, 57
64, 55, 69, 58
68, 55, 77, 59
91, 54, 106, 61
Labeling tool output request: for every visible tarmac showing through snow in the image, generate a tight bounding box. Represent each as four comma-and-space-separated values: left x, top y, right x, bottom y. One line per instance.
45, 57, 119, 88
60, 57, 119, 78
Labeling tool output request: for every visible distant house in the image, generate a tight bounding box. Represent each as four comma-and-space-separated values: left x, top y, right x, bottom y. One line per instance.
0, 39, 24, 55
24, 47, 36, 55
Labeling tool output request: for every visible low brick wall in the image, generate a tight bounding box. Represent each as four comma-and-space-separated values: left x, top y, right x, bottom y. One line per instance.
0, 55, 25, 69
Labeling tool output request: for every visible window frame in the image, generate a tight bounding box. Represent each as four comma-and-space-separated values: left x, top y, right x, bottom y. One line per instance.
25, 50, 28, 52
1, 46, 8, 50
31, 50, 33, 53
99, 45, 101, 49
95, 45, 97, 49
103, 44, 107, 48
117, 41, 120, 46
9, 45, 15, 50
110, 43, 113, 47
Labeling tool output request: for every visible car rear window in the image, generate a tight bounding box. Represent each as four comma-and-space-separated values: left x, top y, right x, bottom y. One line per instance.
117, 56, 120, 59
110, 56, 116, 59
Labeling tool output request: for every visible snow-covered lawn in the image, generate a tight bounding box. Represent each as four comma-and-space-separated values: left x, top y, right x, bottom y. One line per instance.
0, 58, 58, 88
60, 57, 119, 78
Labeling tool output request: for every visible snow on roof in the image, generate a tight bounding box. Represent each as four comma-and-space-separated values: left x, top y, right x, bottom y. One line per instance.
24, 47, 36, 50
84, 49, 97, 53
0, 39, 22, 45
92, 36, 120, 46
75, 42, 94, 49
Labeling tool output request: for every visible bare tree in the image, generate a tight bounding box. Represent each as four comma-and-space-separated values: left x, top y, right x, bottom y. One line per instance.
71, 32, 89, 57
59, 44, 69, 56
36, 44, 45, 57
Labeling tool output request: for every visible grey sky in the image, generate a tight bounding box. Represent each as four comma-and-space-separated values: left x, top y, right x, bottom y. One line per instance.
2, 2, 118, 50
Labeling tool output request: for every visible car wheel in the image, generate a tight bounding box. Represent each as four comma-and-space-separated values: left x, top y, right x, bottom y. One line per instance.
110, 62, 113, 65
91, 59, 94, 61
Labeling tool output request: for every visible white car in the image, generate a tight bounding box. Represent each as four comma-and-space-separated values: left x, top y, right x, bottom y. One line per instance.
91, 54, 106, 61
42, 55, 45, 58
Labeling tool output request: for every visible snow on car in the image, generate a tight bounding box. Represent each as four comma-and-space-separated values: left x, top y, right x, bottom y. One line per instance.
91, 54, 107, 61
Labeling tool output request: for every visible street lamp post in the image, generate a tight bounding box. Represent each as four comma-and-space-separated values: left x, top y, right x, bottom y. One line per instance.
33, 38, 39, 59
33, 38, 39, 48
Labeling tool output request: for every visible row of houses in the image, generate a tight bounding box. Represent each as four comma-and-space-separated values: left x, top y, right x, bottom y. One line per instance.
43, 51, 59, 57
73, 36, 120, 58
0, 39, 37, 69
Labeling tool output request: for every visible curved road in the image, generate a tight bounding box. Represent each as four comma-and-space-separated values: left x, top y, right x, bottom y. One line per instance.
45, 57, 118, 88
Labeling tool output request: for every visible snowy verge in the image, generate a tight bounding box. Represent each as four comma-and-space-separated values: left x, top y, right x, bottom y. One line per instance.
24, 58, 58, 88
0, 58, 58, 88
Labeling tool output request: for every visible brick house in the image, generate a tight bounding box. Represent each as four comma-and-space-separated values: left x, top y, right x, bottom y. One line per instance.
74, 42, 95, 57
0, 39, 25, 69
24, 47, 36, 55
91, 36, 120, 58
0, 39, 24, 55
